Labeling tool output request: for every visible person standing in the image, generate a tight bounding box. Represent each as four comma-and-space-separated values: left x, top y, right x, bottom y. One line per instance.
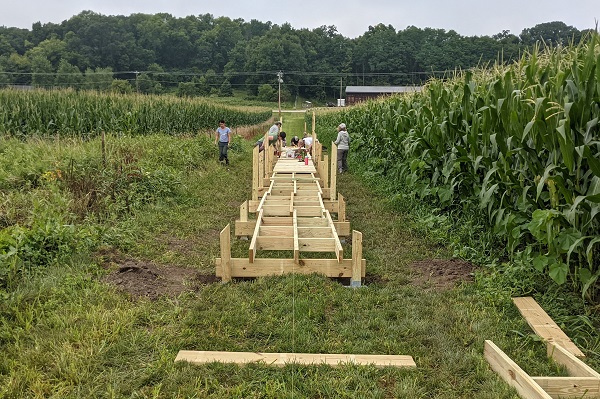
334, 123, 350, 174
215, 120, 231, 165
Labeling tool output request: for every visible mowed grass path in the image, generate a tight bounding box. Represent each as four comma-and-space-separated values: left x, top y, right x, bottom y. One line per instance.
1, 116, 587, 398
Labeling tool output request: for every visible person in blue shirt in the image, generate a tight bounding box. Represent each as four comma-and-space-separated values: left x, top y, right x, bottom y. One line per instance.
215, 120, 231, 165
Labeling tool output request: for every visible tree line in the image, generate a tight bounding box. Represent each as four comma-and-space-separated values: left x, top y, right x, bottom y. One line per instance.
0, 11, 590, 101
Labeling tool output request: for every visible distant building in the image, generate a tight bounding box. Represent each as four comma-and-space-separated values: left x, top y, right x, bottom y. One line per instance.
345, 86, 422, 105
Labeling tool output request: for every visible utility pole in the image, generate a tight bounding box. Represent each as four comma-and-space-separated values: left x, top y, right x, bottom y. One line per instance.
340, 77, 342, 99
277, 71, 283, 120
134, 71, 140, 93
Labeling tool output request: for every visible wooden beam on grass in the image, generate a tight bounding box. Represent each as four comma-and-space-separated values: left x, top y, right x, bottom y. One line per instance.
512, 297, 585, 357
351, 230, 363, 287
484, 340, 552, 399
220, 224, 232, 283
531, 377, 600, 398
215, 257, 366, 278
175, 350, 415, 368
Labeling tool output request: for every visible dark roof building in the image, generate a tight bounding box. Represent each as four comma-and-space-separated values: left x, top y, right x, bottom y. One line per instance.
345, 86, 422, 105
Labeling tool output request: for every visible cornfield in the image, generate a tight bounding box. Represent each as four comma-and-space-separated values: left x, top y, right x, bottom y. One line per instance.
0, 89, 272, 137
315, 33, 600, 298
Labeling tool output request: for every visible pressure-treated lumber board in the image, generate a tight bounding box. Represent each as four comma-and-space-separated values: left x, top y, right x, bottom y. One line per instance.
351, 230, 363, 287
248, 209, 263, 263
215, 257, 366, 278
235, 220, 351, 237
220, 224, 231, 283
546, 342, 600, 378
485, 340, 552, 399
513, 297, 585, 357
531, 377, 600, 398
175, 351, 415, 368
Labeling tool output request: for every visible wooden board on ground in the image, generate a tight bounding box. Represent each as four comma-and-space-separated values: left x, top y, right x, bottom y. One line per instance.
175, 350, 416, 368
216, 257, 366, 278
512, 297, 585, 357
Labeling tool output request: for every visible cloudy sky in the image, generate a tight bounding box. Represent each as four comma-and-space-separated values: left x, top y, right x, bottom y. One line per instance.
0, 0, 597, 38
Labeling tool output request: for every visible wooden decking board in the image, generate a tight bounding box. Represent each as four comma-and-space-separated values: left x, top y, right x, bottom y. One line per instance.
512, 297, 585, 357
175, 351, 415, 368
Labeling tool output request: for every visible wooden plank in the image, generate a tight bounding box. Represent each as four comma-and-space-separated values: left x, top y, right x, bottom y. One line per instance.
351, 230, 363, 287
293, 209, 299, 264
248, 209, 263, 263
546, 342, 600, 378
338, 193, 346, 222
236, 220, 350, 237
259, 226, 294, 236
297, 238, 336, 252
484, 340, 552, 399
330, 142, 337, 200
240, 200, 248, 222
321, 154, 329, 188
289, 192, 294, 214
326, 210, 343, 262
256, 236, 294, 250
297, 227, 332, 238
252, 146, 259, 201
175, 350, 415, 368
220, 224, 231, 283
513, 297, 585, 357
215, 258, 366, 278
294, 206, 325, 217
531, 377, 600, 398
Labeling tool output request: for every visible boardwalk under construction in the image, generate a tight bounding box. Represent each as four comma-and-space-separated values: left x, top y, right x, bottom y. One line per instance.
216, 116, 365, 286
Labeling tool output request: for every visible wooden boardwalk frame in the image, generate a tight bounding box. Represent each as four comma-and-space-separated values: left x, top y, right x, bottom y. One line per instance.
218, 116, 364, 285
485, 297, 599, 399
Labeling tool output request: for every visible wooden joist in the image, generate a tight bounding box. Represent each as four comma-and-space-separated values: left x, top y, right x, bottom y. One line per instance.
175, 350, 416, 368
512, 297, 585, 357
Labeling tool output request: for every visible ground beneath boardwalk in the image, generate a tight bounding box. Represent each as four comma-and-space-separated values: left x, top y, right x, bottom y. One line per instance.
408, 258, 476, 290
99, 249, 217, 299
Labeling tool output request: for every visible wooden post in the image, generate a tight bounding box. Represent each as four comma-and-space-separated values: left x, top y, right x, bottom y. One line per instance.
220, 224, 232, 283
240, 200, 248, 222
338, 193, 346, 222
330, 142, 337, 200
351, 230, 362, 287
321, 154, 329, 188
252, 146, 259, 201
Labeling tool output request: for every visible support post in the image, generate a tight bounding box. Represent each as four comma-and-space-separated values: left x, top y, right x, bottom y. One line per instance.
253, 145, 260, 201
220, 224, 232, 283
351, 230, 362, 287
240, 200, 248, 222
338, 193, 346, 222
330, 142, 337, 200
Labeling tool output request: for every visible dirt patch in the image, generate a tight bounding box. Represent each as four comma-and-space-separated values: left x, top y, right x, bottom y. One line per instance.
409, 258, 476, 290
98, 248, 218, 299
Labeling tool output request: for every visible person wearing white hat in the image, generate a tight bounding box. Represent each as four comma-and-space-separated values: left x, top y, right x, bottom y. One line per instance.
334, 123, 350, 174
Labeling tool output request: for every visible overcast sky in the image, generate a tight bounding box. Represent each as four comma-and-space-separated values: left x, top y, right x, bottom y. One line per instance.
0, 0, 597, 38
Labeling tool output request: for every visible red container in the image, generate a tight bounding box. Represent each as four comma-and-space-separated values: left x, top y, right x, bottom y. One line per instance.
304, 156, 309, 165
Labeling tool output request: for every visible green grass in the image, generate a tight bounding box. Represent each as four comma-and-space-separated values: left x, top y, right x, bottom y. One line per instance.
1, 122, 599, 398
